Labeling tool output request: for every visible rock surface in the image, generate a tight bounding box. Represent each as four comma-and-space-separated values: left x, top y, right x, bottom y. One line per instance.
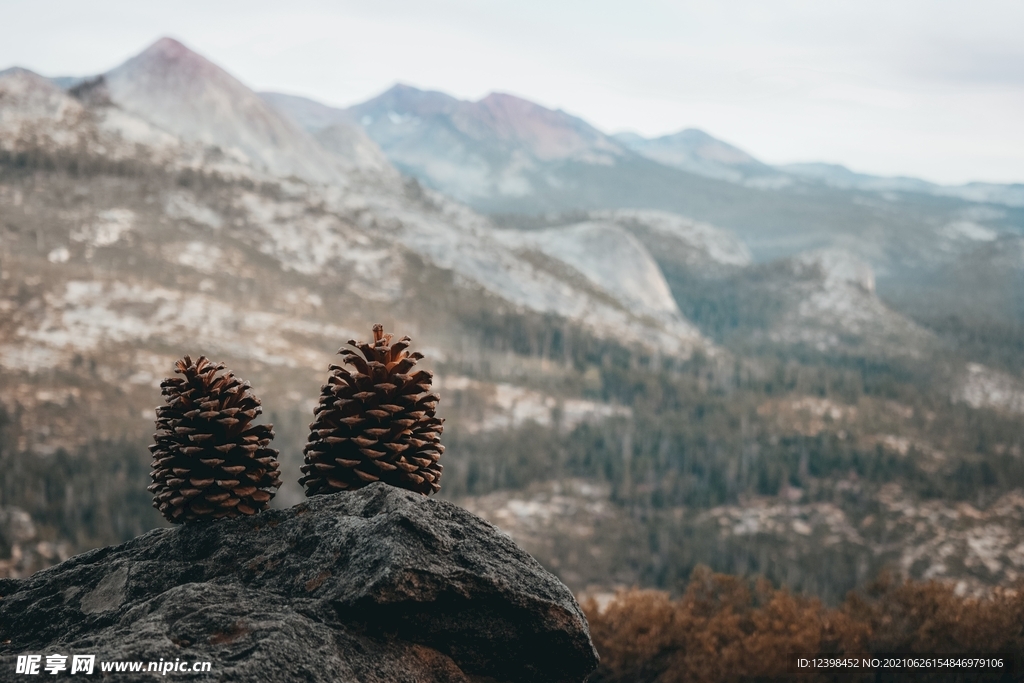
0, 484, 599, 682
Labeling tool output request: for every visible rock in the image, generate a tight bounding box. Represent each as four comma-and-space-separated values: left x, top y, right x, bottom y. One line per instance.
0, 484, 598, 682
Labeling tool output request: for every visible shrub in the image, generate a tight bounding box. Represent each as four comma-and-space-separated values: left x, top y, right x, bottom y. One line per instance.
583, 567, 1023, 683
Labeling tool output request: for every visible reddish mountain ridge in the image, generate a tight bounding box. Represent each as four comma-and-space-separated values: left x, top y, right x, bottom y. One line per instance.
353, 85, 621, 163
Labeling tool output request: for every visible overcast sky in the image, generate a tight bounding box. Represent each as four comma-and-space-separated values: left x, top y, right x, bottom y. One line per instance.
3, 0, 1022, 185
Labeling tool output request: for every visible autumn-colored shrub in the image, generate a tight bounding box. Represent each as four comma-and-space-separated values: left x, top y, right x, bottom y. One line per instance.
583, 567, 1024, 683
852, 573, 1024, 662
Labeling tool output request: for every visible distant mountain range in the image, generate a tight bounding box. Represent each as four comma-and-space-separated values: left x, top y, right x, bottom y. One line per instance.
264, 84, 1024, 208
0, 37, 1016, 370
1, 40, 717, 363
261, 86, 1024, 296
1, 36, 1016, 367
0, 37, 971, 445
777, 162, 1024, 207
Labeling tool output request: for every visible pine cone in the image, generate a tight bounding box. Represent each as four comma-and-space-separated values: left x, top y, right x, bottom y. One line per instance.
301, 324, 444, 496
147, 356, 282, 523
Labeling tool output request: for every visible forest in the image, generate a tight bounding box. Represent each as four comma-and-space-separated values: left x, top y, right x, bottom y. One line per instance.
3, 295, 1023, 602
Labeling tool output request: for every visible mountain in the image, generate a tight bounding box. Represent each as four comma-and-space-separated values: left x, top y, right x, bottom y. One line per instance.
267, 86, 1024, 296
780, 162, 934, 193
265, 85, 945, 346
6, 41, 706, 356
0, 40, 940, 457
0, 67, 87, 140
614, 134, 1024, 207
780, 162, 1024, 208
939, 183, 1024, 207
260, 91, 356, 131
349, 85, 621, 162
612, 128, 783, 186
346, 85, 624, 203
3, 40, 1014, 421
268, 85, 626, 204
260, 92, 392, 174
496, 211, 932, 357
759, 248, 935, 356
268, 83, 1024, 213
91, 38, 382, 184
0, 40, 715, 469
493, 221, 692, 330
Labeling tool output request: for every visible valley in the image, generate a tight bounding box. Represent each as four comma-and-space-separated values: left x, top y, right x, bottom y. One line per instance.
1, 38, 1023, 607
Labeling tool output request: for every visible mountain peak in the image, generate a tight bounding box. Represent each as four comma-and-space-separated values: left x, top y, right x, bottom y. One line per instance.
0, 66, 83, 125
0, 66, 63, 96
141, 36, 191, 58
367, 83, 460, 116
387, 82, 425, 95
102, 38, 345, 183
479, 91, 536, 108
614, 127, 767, 181
120, 36, 223, 82
108, 36, 241, 99
351, 85, 621, 174
473, 91, 606, 156
0, 66, 41, 79
475, 91, 591, 127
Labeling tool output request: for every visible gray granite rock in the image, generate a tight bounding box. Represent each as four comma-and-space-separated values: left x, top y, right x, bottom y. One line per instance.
0, 484, 598, 682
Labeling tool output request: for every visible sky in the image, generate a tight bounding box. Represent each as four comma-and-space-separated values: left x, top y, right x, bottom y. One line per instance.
2, 0, 1022, 185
